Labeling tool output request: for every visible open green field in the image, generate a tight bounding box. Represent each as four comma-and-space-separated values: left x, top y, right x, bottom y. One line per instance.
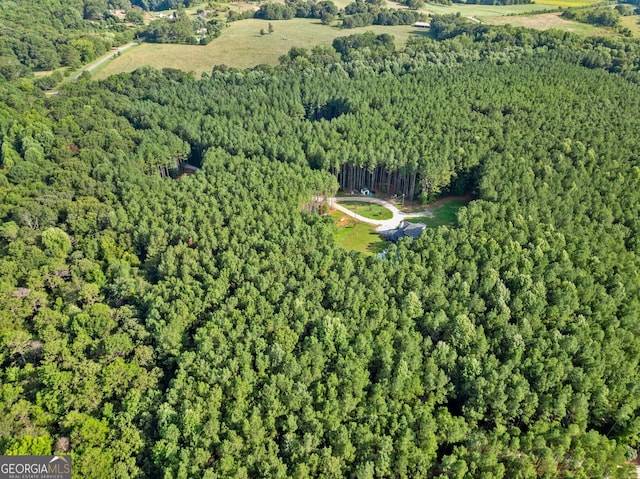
406, 198, 470, 228
620, 14, 640, 36
484, 11, 613, 34
92, 0, 630, 80
339, 201, 394, 220
415, 0, 608, 30
330, 212, 388, 254
389, 0, 610, 35
420, 2, 553, 17
532, 0, 602, 6
94, 19, 420, 79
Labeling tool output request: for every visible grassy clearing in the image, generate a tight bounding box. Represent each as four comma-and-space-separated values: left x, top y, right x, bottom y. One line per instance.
330, 212, 388, 254
339, 201, 394, 220
94, 19, 418, 78
407, 198, 470, 228
396, 200, 430, 214
34, 70, 56, 77
620, 15, 640, 36
484, 12, 612, 34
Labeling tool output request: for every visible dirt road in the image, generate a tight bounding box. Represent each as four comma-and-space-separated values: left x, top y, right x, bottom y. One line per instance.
327, 196, 433, 232
72, 42, 137, 80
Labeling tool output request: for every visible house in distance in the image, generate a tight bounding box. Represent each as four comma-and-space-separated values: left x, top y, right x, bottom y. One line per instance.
383, 221, 426, 242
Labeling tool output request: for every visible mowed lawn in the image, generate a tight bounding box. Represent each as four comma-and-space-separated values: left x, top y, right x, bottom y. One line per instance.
339, 201, 393, 220
406, 198, 470, 228
330, 212, 388, 254
94, 19, 419, 79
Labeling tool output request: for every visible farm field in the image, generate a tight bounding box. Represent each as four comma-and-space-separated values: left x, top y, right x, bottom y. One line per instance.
420, 2, 553, 17
483, 12, 613, 34
94, 19, 419, 78
329, 211, 388, 254
532, 0, 602, 7
413, 0, 612, 31
339, 201, 394, 220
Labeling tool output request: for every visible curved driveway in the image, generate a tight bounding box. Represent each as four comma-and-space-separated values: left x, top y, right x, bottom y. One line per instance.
327, 196, 433, 232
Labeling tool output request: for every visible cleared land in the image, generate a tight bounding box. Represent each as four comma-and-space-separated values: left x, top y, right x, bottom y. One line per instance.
94, 19, 419, 78
406, 197, 470, 228
339, 201, 394, 221
415, 0, 613, 33
532, 0, 602, 6
421, 2, 553, 17
92, 0, 632, 80
484, 12, 613, 34
330, 212, 388, 254
620, 14, 640, 36
331, 196, 471, 253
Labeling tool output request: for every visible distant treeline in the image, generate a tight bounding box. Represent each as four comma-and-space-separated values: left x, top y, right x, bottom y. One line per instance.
144, 7, 224, 44
561, 7, 621, 27
427, 13, 640, 68
342, 0, 428, 27
254, 0, 340, 23
228, 0, 427, 28
131, 0, 196, 10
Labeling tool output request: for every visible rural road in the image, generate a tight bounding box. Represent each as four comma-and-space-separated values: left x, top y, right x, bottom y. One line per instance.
326, 196, 433, 232
72, 41, 137, 80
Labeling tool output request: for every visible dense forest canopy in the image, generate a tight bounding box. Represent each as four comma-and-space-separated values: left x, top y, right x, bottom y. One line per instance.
0, 0, 134, 79
1, 18, 640, 479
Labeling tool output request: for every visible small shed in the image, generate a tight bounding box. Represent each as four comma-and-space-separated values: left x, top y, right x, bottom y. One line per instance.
414, 21, 431, 28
